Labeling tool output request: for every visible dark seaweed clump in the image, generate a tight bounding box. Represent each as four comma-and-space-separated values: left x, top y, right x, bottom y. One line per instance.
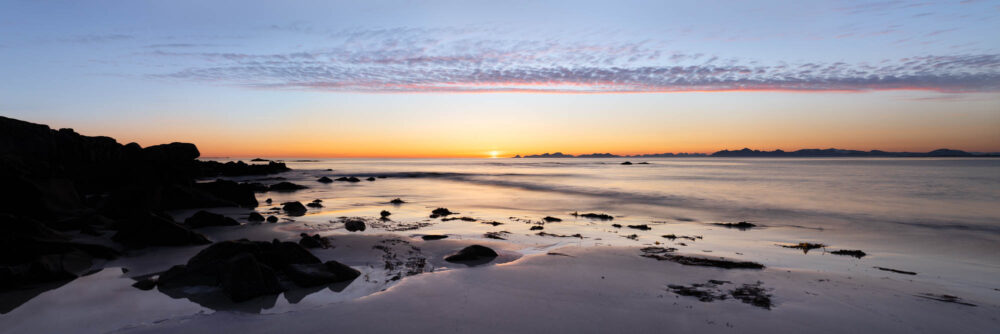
830, 249, 866, 258
714, 221, 756, 230
571, 212, 613, 220
779, 242, 826, 254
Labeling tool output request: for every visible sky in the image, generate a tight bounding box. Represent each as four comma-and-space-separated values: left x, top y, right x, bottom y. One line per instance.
1, 0, 999, 158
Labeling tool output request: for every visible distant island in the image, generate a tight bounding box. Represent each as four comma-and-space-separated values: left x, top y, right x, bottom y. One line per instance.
514, 148, 1000, 158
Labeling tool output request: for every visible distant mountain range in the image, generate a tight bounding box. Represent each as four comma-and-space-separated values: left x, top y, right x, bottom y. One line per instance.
513, 148, 1000, 158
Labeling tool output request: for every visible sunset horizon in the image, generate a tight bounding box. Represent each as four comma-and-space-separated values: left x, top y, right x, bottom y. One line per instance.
2, 1, 999, 333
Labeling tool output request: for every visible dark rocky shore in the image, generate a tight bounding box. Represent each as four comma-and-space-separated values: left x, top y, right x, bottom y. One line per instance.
0, 116, 289, 299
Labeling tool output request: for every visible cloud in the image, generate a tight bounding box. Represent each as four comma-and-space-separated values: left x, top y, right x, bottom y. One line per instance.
59, 33, 134, 43
150, 28, 1000, 94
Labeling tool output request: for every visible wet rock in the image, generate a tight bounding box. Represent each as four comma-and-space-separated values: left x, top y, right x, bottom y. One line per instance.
219, 253, 283, 302
389, 198, 405, 204
536, 231, 584, 238
431, 208, 455, 217
132, 277, 157, 290
191, 179, 261, 208
317, 176, 333, 183
298, 233, 331, 249
266, 215, 278, 223
611, 224, 622, 228
421, 235, 448, 240
366, 177, 376, 181
621, 161, 633, 165
530, 226, 544, 231
344, 219, 366, 232
627, 224, 651, 230
484, 231, 509, 240
112, 212, 210, 248
444, 245, 498, 263
282, 202, 307, 216
184, 210, 240, 228
542, 216, 562, 222
380, 210, 391, 218
196, 160, 290, 177
250, 158, 269, 162
306, 202, 323, 208
247, 212, 265, 222
268, 182, 308, 192
265, 198, 272, 204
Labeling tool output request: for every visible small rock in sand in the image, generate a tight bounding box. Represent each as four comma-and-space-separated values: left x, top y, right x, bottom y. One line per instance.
247, 212, 265, 222
445, 245, 499, 263
282, 202, 307, 216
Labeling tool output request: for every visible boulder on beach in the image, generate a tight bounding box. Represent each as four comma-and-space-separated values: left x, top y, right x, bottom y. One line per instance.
445, 245, 499, 263
112, 212, 211, 248
184, 210, 240, 228
344, 219, 366, 232
268, 182, 308, 192
298, 233, 331, 249
154, 239, 356, 302
282, 202, 307, 216
247, 212, 265, 222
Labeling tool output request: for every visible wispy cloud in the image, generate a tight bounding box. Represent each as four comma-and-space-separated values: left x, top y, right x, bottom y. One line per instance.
150, 28, 1000, 94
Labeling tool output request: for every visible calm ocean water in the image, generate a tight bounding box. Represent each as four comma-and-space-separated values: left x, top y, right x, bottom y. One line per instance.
221, 157, 1000, 296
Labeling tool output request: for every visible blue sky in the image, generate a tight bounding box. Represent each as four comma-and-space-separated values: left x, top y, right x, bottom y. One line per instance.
1, 0, 998, 156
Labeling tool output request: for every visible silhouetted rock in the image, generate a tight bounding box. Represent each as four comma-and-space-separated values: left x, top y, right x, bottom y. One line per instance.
282, 202, 307, 216
621, 161, 632, 165
184, 210, 240, 228
268, 182, 308, 192
306, 202, 323, 208
247, 212, 265, 222
389, 198, 405, 204
421, 235, 448, 240
334, 177, 361, 182
445, 245, 499, 263
196, 160, 290, 177
344, 219, 366, 232
530, 226, 543, 231
112, 212, 210, 248
266, 215, 278, 223
316, 176, 333, 183
627, 224, 651, 231
380, 210, 391, 218
431, 208, 454, 217
366, 177, 376, 181
298, 233, 331, 249
192, 179, 261, 208
542, 216, 562, 222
